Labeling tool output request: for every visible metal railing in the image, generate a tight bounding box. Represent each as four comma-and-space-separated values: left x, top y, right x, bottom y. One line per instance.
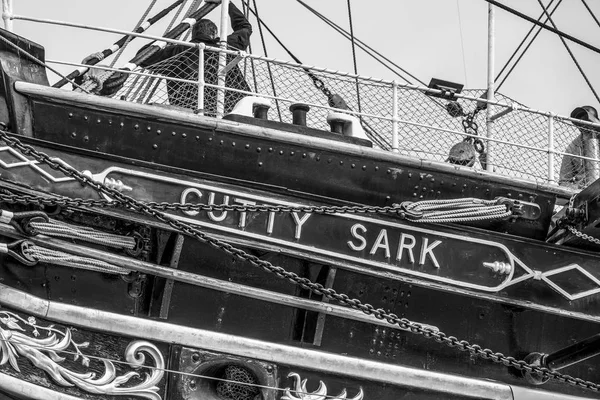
8, 12, 600, 189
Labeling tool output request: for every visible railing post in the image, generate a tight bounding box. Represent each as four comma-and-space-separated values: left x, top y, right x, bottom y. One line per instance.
547, 114, 555, 184
197, 43, 205, 115
1, 0, 13, 32
485, 3, 495, 172
216, 0, 230, 119
392, 80, 399, 153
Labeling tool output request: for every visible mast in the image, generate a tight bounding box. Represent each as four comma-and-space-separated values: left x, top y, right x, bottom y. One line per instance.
486, 3, 495, 172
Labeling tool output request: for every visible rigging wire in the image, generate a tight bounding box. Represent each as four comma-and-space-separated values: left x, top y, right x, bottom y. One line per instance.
483, 0, 600, 55
456, 0, 469, 87
535, 0, 600, 103
250, 0, 283, 122
495, 0, 560, 88
346, 0, 362, 113
296, 0, 424, 85
581, 0, 600, 29
109, 0, 158, 67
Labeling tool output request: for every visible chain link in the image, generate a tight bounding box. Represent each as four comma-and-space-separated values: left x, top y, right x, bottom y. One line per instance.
0, 129, 598, 393
461, 109, 485, 154
566, 225, 600, 246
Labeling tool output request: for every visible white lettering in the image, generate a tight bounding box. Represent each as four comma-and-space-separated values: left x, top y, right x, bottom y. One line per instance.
180, 188, 203, 217
369, 229, 391, 259
234, 198, 256, 228
207, 192, 229, 222
419, 238, 442, 268
291, 212, 311, 240
396, 234, 416, 264
347, 223, 367, 251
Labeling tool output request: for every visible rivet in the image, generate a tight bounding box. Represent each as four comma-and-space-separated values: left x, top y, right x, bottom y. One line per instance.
257, 147, 262, 153
387, 169, 391, 174
172, 131, 176, 136
290, 151, 295, 156
268, 147, 273, 152
302, 153, 307, 158
120, 122, 124, 127
147, 126, 152, 132
316, 156, 320, 161
196, 136, 200, 141
279, 150, 284, 155
258, 162, 263, 167
328, 159, 332, 163
413, 193, 417, 197
84, 115, 88, 120
351, 163, 355, 168
83, 136, 89, 142
108, 120, 112, 125
231, 142, 235, 146
362, 165, 367, 171
134, 124, 139, 130
408, 172, 412, 178
68, 113, 73, 118
220, 140, 224, 145
209, 137, 213, 141
96, 119, 101, 124
245, 144, 250, 149
431, 178, 435, 182
375, 166, 379, 171
182, 133, 187, 138
153, 144, 158, 149
191, 353, 200, 363
71, 132, 76, 138
507, 193, 512, 197
386, 196, 391, 200
157, 130, 161, 135
340, 161, 344, 165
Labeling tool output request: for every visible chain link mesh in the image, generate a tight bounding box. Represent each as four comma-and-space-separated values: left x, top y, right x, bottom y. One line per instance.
107, 47, 596, 188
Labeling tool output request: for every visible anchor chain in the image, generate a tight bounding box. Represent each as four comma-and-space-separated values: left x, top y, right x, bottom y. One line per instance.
0, 128, 597, 393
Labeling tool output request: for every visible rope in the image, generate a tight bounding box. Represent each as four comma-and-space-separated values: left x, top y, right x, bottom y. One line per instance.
109, 0, 159, 68
346, 0, 362, 114
181, 0, 204, 41
1, 128, 599, 393
295, 0, 424, 86
401, 198, 513, 223
22, 244, 130, 275
581, 0, 600, 29
495, 0, 559, 89
484, 0, 600, 55
249, 0, 283, 122
535, 0, 600, 104
53, 0, 185, 88
456, 0, 468, 86
29, 220, 136, 250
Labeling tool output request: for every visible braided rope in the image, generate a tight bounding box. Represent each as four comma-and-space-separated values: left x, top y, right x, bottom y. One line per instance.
29, 220, 136, 250
22, 244, 130, 275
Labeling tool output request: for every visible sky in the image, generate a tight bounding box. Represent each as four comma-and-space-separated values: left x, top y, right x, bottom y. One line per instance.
8, 0, 600, 118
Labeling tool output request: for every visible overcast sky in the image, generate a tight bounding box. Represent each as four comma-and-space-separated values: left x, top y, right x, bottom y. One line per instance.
9, 0, 600, 117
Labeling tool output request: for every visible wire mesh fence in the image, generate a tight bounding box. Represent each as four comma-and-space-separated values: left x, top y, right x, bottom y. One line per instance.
107, 46, 595, 189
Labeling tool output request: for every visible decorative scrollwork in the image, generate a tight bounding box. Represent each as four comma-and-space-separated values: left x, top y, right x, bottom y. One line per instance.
0, 311, 164, 400
281, 372, 364, 400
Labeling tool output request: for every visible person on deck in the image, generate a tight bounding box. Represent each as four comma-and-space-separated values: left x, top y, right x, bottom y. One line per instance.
138, 1, 252, 115
559, 106, 600, 189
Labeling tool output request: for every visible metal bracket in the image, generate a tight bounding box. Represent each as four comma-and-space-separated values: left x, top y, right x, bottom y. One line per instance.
489, 106, 514, 122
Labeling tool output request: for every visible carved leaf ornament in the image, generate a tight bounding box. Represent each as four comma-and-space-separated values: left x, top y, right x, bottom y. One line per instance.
282, 372, 364, 400
0, 311, 165, 400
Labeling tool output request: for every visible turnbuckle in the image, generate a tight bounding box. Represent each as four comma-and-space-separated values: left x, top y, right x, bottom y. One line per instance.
0, 209, 49, 236
0, 239, 37, 266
